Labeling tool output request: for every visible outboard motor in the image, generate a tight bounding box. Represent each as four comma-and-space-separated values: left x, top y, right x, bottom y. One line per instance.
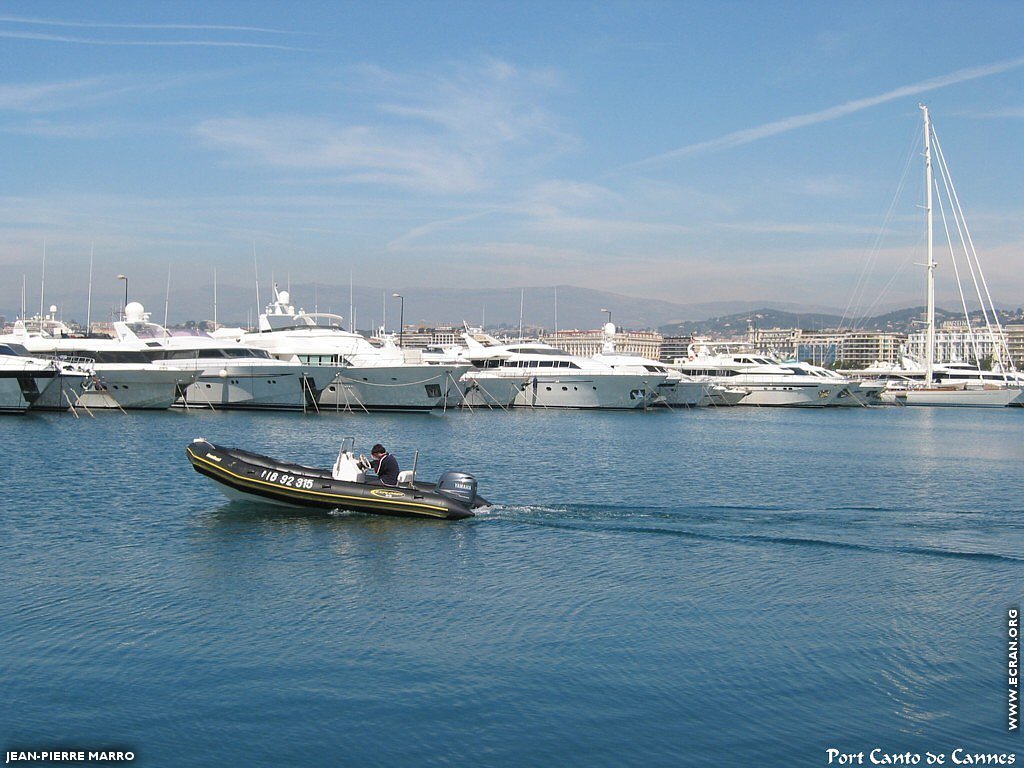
437, 471, 477, 506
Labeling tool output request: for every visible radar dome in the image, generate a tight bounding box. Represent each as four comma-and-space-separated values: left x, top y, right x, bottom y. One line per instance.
603, 322, 616, 336
278, 290, 290, 305
125, 301, 146, 322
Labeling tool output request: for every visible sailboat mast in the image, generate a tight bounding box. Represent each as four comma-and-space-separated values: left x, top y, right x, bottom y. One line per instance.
922, 103, 936, 385
86, 244, 94, 335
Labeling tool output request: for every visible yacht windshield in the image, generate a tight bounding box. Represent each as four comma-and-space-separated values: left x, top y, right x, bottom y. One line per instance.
125, 322, 172, 340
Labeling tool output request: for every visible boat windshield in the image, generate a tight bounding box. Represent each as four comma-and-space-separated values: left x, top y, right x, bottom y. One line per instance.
125, 322, 172, 340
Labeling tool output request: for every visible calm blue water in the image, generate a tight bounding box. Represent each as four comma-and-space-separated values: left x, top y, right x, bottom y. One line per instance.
2, 406, 1021, 767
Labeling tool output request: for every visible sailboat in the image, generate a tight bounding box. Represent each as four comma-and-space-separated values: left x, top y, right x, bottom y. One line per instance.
878, 104, 1021, 407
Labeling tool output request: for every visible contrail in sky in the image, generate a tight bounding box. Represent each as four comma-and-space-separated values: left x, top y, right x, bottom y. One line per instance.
626, 54, 1024, 168
0, 15, 293, 34
0, 30, 306, 51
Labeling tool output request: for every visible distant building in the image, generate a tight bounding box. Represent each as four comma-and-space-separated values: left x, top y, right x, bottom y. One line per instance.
393, 325, 463, 349
543, 328, 662, 358
747, 328, 800, 359
905, 321, 1016, 366
1004, 325, 1024, 369
659, 336, 691, 363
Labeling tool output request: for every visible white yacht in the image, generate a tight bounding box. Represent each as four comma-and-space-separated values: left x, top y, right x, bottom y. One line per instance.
421, 334, 529, 408
775, 360, 875, 407
0, 343, 90, 413
214, 289, 471, 412
113, 302, 334, 411
852, 359, 1022, 408
1, 315, 198, 410
452, 331, 668, 410
590, 322, 710, 408
671, 343, 848, 407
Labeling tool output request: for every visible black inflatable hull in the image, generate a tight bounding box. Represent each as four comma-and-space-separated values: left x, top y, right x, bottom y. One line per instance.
186, 440, 484, 520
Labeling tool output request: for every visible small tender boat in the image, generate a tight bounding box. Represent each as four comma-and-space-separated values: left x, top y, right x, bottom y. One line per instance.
186, 438, 488, 520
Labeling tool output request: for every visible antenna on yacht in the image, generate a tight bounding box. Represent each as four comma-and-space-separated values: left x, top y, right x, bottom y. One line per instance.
253, 244, 261, 320
349, 270, 354, 333
213, 268, 218, 327
553, 286, 558, 336
519, 288, 524, 342
39, 238, 46, 321
163, 265, 171, 328
21, 274, 27, 320
86, 243, 94, 335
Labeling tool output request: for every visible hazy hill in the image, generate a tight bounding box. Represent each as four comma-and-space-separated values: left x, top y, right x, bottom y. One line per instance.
6, 281, 1021, 333
659, 306, 1024, 336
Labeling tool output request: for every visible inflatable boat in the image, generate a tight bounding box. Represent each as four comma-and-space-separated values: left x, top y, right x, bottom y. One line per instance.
186, 438, 488, 520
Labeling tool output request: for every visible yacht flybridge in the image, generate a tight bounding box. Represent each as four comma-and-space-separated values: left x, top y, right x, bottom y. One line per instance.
114, 302, 334, 411
214, 288, 471, 411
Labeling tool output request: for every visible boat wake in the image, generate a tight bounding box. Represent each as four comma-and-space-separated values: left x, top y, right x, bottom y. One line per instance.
477, 503, 1023, 564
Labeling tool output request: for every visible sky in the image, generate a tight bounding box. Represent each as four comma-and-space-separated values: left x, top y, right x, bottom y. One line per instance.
2, 0, 1023, 323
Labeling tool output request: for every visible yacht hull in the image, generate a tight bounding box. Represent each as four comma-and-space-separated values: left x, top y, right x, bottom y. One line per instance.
734, 383, 844, 407
318, 365, 467, 412
175, 366, 333, 411
28, 371, 90, 411
0, 373, 39, 413
882, 386, 1021, 407
507, 373, 661, 409
80, 366, 199, 410
457, 374, 528, 408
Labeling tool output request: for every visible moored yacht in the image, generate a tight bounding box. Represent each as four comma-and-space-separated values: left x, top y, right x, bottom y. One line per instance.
421, 333, 528, 408
775, 360, 873, 407
2, 316, 198, 410
214, 288, 471, 412
114, 303, 333, 411
849, 359, 1022, 408
453, 330, 667, 410
671, 343, 848, 407
590, 322, 709, 408
0, 343, 90, 413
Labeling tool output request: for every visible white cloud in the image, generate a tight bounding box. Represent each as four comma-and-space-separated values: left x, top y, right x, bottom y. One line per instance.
0, 78, 111, 112
193, 59, 573, 195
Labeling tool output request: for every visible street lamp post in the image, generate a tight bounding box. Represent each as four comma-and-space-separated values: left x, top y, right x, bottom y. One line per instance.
392, 293, 404, 348
117, 274, 129, 319
600, 307, 612, 324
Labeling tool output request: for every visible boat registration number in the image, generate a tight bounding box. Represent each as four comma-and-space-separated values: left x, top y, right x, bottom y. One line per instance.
259, 469, 315, 490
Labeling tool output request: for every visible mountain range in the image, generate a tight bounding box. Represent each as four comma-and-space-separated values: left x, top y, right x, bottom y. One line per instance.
4, 282, 1021, 334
